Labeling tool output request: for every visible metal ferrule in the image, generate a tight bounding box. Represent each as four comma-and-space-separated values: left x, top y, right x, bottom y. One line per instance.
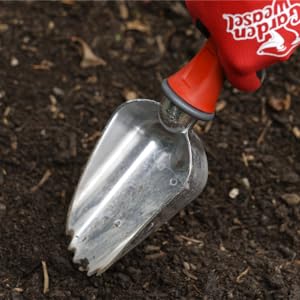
159, 97, 197, 133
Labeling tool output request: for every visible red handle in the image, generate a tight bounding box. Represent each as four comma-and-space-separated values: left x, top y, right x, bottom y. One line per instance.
163, 39, 224, 120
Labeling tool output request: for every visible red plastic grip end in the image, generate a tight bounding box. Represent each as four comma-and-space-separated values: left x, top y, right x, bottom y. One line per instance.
167, 40, 223, 115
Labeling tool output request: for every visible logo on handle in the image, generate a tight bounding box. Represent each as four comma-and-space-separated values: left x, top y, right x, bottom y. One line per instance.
223, 0, 300, 57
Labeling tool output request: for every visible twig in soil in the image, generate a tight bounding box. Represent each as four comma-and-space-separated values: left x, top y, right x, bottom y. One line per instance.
83, 131, 102, 143
256, 119, 272, 145
156, 35, 165, 56
145, 251, 165, 260
21, 44, 38, 53
32, 60, 54, 70
10, 135, 17, 151
2, 106, 10, 126
69, 132, 77, 157
30, 170, 52, 193
260, 97, 267, 123
236, 267, 250, 283
41, 261, 49, 294
216, 99, 227, 112
241, 153, 255, 167
193, 123, 203, 135
126, 20, 150, 34
293, 260, 300, 266
182, 268, 198, 280
192, 284, 201, 294
144, 245, 160, 253
204, 121, 213, 133
177, 234, 204, 245
119, 0, 128, 20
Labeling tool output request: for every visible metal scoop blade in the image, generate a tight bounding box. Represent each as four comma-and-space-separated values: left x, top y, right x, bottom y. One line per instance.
66, 99, 208, 276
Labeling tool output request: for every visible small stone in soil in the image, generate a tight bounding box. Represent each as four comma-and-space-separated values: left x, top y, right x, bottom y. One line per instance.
292, 126, 300, 138
122, 89, 137, 101
229, 188, 239, 199
183, 261, 190, 271
48, 21, 55, 30
281, 193, 300, 206
10, 57, 19, 67
53, 87, 64, 96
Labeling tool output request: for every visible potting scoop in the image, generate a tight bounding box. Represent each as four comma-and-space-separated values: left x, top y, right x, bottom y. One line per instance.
66, 40, 223, 276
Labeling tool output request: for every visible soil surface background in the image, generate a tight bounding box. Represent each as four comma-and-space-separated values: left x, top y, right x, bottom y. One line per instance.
0, 2, 300, 299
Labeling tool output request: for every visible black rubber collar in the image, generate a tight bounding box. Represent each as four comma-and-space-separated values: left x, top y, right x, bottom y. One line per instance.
161, 80, 215, 121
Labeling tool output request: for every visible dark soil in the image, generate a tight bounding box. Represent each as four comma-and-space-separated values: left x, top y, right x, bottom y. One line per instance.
0, 2, 300, 299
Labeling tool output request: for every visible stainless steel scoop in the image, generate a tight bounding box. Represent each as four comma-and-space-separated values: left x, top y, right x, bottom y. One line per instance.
67, 98, 208, 275
66, 40, 223, 276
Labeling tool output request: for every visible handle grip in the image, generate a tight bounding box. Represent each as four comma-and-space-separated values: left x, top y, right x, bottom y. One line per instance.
162, 39, 224, 121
